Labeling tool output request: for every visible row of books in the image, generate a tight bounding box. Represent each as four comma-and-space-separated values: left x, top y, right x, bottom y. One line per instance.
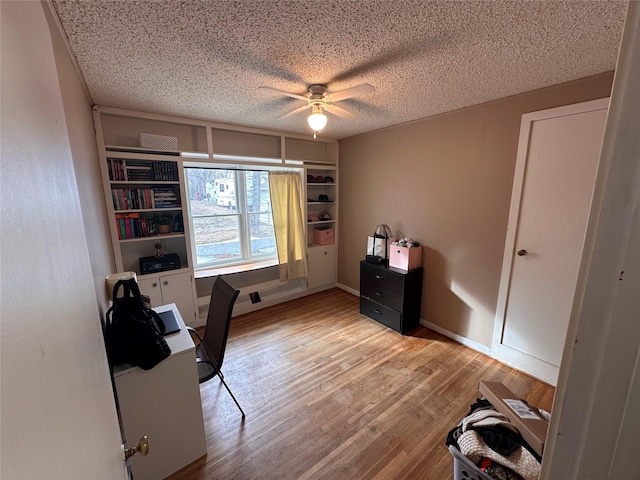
153, 186, 179, 208
114, 213, 182, 240
108, 158, 179, 182
111, 186, 180, 210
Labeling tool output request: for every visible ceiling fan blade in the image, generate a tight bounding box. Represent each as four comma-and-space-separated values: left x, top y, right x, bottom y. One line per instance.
325, 104, 356, 120
327, 83, 375, 102
259, 86, 309, 102
279, 103, 310, 119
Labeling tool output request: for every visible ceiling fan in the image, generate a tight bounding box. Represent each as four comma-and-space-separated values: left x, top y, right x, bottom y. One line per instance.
259, 83, 375, 137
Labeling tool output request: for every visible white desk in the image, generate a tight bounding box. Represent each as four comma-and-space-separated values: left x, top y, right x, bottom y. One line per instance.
113, 303, 207, 480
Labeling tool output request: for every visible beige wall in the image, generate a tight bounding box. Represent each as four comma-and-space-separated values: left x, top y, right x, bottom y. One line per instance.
45, 6, 116, 315
338, 72, 613, 348
1, 2, 124, 476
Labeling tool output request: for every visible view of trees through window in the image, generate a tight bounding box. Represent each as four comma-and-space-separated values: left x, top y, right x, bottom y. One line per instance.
185, 168, 276, 269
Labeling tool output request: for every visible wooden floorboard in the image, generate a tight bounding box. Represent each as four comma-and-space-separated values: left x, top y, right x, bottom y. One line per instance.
167, 288, 554, 480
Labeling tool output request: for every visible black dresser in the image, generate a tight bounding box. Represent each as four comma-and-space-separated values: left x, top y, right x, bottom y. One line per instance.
359, 260, 423, 334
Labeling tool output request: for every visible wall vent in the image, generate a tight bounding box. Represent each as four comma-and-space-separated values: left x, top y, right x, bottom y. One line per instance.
249, 292, 261, 304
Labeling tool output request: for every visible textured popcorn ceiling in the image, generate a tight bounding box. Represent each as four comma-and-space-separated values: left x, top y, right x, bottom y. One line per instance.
52, 0, 627, 139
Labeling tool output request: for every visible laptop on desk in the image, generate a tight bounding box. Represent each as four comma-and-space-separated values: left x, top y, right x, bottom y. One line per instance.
157, 309, 181, 336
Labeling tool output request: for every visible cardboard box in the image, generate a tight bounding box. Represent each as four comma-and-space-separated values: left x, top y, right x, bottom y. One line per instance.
313, 227, 335, 245
479, 381, 548, 456
389, 245, 422, 270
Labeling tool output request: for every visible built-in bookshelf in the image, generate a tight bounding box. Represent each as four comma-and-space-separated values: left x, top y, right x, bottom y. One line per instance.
306, 167, 337, 247
107, 156, 184, 242
94, 105, 340, 324
101, 151, 189, 257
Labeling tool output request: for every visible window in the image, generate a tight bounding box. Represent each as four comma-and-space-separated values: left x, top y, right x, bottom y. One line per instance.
185, 167, 276, 270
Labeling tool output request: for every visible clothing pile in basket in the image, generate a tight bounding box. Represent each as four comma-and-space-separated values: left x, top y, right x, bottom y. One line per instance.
446, 399, 541, 480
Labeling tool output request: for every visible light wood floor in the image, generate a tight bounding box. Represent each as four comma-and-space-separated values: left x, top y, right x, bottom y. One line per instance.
168, 288, 554, 480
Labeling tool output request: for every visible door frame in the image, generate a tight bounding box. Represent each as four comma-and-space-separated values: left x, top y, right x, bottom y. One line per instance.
492, 98, 609, 384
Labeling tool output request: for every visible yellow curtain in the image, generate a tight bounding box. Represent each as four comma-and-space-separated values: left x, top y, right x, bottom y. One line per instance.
268, 171, 308, 281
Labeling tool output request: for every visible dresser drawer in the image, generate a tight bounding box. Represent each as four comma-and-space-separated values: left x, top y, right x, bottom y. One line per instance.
360, 298, 402, 332
359, 261, 423, 335
360, 263, 404, 310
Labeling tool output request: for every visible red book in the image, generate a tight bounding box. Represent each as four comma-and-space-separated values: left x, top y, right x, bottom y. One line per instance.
124, 218, 132, 239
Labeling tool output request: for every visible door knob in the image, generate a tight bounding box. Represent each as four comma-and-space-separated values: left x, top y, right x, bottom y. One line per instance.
517, 249, 528, 256
124, 436, 149, 460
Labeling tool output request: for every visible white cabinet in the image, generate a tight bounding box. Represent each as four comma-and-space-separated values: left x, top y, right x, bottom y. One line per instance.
137, 270, 196, 325
307, 244, 337, 290
113, 304, 206, 480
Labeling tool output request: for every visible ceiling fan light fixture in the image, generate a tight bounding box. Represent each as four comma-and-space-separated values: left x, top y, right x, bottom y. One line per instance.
307, 105, 327, 137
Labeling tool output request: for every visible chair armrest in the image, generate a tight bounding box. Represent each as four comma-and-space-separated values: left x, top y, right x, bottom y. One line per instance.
186, 326, 203, 345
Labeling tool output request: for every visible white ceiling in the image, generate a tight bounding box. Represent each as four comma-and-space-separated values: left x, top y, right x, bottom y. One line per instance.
51, 0, 627, 140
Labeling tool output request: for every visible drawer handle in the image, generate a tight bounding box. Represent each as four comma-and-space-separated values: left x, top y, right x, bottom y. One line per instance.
374, 309, 383, 315
375, 292, 384, 297
375, 275, 384, 279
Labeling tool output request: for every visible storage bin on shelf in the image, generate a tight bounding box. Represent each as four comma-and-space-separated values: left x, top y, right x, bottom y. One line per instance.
313, 227, 335, 245
389, 245, 422, 270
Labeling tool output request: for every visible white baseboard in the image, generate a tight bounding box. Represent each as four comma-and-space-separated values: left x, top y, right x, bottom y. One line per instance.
420, 319, 492, 356
337, 283, 359, 297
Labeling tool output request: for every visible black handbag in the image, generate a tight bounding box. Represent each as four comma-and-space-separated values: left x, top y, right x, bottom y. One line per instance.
105, 278, 171, 370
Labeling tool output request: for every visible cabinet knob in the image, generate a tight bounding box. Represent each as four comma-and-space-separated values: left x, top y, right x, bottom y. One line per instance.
375, 275, 384, 280
152, 283, 158, 288
163, 281, 168, 286
517, 249, 528, 257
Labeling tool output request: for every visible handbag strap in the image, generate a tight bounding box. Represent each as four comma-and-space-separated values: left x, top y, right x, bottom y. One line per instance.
373, 224, 392, 238
372, 224, 392, 260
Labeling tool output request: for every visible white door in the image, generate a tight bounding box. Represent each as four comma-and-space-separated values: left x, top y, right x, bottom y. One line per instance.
492, 98, 608, 385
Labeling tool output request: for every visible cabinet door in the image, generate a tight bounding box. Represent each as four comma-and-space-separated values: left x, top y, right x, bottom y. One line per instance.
158, 271, 196, 325
137, 275, 163, 308
307, 245, 337, 290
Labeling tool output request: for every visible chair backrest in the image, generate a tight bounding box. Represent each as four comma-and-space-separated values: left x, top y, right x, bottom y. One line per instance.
201, 276, 240, 371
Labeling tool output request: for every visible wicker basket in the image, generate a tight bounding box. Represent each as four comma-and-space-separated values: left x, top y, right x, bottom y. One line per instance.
448, 446, 493, 480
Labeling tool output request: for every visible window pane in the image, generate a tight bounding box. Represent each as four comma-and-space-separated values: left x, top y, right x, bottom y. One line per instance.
192, 215, 241, 266
185, 167, 279, 270
188, 169, 236, 213
249, 213, 276, 256
245, 171, 271, 213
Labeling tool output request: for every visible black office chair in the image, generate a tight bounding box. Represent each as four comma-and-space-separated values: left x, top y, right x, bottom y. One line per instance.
187, 276, 245, 418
